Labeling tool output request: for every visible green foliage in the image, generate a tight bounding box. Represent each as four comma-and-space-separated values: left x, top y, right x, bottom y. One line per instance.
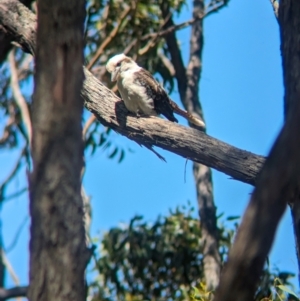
88, 204, 296, 301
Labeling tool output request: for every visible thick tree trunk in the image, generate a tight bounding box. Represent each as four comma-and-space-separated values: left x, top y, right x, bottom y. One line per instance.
214, 1, 300, 300
28, 1, 90, 301
279, 0, 300, 283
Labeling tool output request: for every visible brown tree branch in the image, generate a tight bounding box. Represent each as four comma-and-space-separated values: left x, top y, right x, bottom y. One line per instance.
0, 1, 36, 56
0, 0, 33, 64
82, 67, 264, 185
0, 0, 266, 187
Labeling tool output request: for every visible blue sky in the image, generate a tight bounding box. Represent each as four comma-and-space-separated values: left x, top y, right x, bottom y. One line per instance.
1, 0, 298, 293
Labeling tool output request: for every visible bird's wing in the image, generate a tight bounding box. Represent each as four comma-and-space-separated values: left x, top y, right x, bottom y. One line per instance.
133, 68, 178, 122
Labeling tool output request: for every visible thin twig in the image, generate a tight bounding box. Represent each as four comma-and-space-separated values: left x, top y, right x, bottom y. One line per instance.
123, 38, 138, 55
141, 9, 207, 42
5, 216, 29, 253
0, 105, 15, 146
2, 187, 27, 202
204, 0, 230, 18
9, 49, 32, 145
18, 53, 33, 81
1, 252, 23, 301
0, 148, 25, 197
2, 251, 20, 285
158, 51, 175, 76
83, 114, 97, 138
87, 5, 132, 70
138, 12, 172, 56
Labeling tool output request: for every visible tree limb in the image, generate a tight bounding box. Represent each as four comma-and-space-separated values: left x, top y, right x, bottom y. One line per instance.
0, 0, 265, 187
0, 286, 27, 301
214, 0, 300, 299
214, 88, 300, 301
0, 0, 33, 64
0, 1, 36, 56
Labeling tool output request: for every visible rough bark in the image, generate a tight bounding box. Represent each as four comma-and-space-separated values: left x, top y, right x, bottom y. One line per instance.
0, 0, 33, 64
214, 0, 300, 300
160, 0, 220, 289
0, 0, 266, 187
0, 0, 36, 57
28, 1, 90, 301
279, 0, 300, 283
214, 104, 300, 301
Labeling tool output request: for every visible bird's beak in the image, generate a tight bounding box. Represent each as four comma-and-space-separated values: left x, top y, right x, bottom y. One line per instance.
111, 69, 119, 82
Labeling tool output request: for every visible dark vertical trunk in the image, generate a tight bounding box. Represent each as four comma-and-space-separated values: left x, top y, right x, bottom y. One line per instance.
279, 0, 300, 285
160, 0, 221, 289
214, 1, 300, 299
28, 1, 90, 301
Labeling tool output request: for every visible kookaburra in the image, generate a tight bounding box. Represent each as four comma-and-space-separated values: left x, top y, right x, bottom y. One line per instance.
106, 54, 205, 128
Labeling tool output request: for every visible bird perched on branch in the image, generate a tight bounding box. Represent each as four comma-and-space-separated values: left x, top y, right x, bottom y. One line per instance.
106, 54, 205, 128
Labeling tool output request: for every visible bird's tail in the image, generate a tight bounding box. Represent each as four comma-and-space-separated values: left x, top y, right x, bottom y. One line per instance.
169, 100, 206, 129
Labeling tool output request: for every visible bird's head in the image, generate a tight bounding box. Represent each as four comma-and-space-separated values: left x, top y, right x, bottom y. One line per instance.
106, 54, 138, 82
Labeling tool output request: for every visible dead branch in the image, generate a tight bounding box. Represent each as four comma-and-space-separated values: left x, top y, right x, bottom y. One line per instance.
8, 49, 32, 144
